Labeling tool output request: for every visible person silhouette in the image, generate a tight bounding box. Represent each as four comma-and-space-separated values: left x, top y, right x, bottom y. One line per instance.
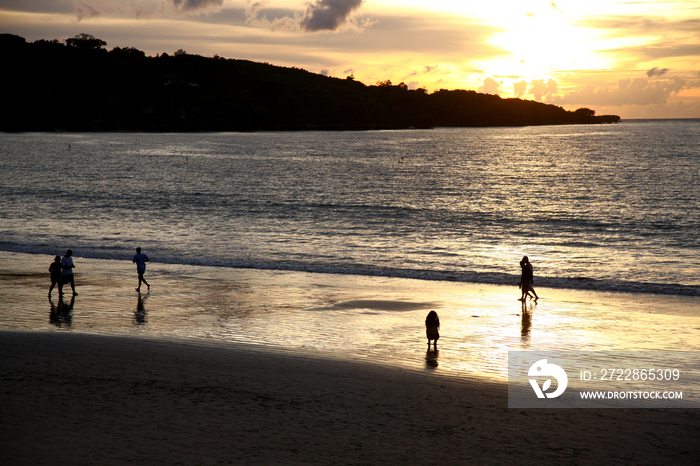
132, 247, 150, 292
48, 255, 62, 297
519, 256, 538, 301
425, 310, 440, 350
60, 249, 77, 296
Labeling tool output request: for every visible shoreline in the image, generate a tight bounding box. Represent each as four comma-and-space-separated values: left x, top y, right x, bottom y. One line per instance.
2, 330, 699, 465
3, 247, 698, 296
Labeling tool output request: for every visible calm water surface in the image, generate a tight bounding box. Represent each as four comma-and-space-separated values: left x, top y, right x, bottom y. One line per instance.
2, 121, 699, 295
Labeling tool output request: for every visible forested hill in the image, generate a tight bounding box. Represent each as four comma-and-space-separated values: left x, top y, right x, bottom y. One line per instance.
1, 34, 620, 132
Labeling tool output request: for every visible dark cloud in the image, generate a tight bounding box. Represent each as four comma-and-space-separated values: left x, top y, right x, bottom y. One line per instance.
71, 0, 195, 22
71, 1, 164, 21
647, 67, 670, 77
75, 2, 100, 21
173, 0, 224, 14
0, 0, 74, 14
244, 2, 300, 31
300, 0, 364, 32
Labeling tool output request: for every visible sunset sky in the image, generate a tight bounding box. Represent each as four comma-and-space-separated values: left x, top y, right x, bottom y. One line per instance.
2, 0, 699, 119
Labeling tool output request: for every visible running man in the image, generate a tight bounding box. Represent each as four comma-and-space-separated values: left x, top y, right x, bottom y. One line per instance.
133, 247, 150, 292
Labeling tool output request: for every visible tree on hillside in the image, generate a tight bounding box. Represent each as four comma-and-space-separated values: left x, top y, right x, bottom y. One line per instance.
66, 33, 106, 50
110, 46, 146, 59
0, 33, 27, 48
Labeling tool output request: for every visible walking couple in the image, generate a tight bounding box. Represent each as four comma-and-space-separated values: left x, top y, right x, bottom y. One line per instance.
48, 249, 78, 297
519, 256, 539, 301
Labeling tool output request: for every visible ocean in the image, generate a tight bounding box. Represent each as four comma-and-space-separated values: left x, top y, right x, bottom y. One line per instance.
1, 120, 699, 295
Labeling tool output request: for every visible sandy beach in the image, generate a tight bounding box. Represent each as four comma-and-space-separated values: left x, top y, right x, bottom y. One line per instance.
1, 251, 700, 464
2, 331, 699, 465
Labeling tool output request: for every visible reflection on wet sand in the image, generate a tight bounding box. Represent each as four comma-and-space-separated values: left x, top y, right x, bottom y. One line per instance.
520, 301, 533, 348
134, 293, 148, 325
49, 295, 74, 328
425, 349, 439, 368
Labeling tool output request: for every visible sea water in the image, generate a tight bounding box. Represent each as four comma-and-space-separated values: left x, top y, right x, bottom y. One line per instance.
1, 121, 699, 295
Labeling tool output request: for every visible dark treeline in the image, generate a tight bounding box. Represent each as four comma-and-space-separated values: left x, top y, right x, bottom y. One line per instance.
1, 33, 620, 132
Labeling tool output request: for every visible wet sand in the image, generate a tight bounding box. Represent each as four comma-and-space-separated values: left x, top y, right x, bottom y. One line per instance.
2, 330, 699, 465
2, 251, 700, 381
1, 251, 700, 464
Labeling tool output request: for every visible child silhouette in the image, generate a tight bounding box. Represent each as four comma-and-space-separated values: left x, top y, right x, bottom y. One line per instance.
425, 310, 440, 350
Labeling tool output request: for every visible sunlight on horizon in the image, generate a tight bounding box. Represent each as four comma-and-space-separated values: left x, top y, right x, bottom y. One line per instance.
371, 0, 696, 79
